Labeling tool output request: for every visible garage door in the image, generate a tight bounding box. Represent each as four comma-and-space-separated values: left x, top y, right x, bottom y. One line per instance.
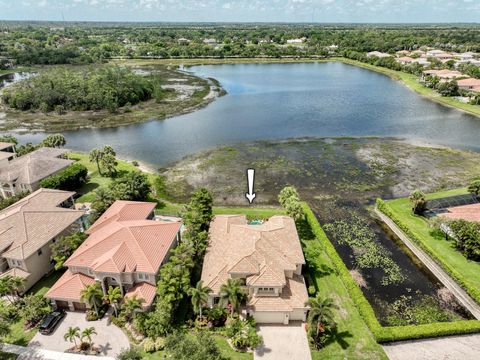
253, 311, 287, 324
73, 302, 87, 311
55, 300, 69, 309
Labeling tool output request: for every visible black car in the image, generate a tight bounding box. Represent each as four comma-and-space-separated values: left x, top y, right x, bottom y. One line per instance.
39, 309, 66, 335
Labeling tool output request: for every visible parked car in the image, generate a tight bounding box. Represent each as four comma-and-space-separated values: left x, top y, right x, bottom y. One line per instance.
39, 309, 66, 335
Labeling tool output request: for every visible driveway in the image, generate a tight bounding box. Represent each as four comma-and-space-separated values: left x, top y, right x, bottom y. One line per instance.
254, 322, 311, 360
28, 311, 129, 357
383, 334, 480, 360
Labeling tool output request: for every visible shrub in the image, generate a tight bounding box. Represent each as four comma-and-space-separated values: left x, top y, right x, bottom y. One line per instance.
0, 191, 29, 211
154, 337, 165, 351
142, 338, 156, 353
116, 347, 142, 360
40, 163, 88, 191
308, 285, 316, 296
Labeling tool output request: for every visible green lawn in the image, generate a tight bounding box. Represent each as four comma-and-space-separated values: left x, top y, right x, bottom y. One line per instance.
68, 152, 157, 203
142, 334, 252, 360
385, 188, 480, 302
27, 270, 64, 297
297, 219, 387, 360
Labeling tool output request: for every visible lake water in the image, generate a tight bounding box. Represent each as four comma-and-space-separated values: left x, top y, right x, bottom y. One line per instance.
12, 62, 480, 166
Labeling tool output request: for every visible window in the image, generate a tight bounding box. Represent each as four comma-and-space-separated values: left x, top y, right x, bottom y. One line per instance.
37, 249, 43, 256
213, 297, 220, 305
138, 273, 144, 280
52, 238, 56, 243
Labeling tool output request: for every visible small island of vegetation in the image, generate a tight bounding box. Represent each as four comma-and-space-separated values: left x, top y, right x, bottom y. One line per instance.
2, 66, 160, 113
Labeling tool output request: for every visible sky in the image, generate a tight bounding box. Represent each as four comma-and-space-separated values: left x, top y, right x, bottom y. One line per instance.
0, 0, 479, 23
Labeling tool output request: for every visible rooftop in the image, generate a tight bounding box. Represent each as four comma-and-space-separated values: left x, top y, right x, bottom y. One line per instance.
0, 188, 84, 260
65, 200, 181, 273
201, 215, 305, 294
45, 269, 97, 302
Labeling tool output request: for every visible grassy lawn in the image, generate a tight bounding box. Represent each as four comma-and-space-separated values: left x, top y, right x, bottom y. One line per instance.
27, 270, 64, 297
385, 188, 480, 301
297, 218, 387, 360
142, 334, 252, 360
68, 152, 157, 203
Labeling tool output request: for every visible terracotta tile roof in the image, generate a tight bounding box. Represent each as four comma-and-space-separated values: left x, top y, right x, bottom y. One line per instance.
0, 147, 73, 185
65, 201, 181, 273
458, 78, 480, 88
247, 274, 309, 312
441, 203, 480, 222
125, 282, 157, 308
46, 269, 96, 302
0, 189, 84, 260
423, 69, 464, 79
201, 215, 305, 293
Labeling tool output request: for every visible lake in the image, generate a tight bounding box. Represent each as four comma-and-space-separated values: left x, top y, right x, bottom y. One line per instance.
12, 62, 480, 166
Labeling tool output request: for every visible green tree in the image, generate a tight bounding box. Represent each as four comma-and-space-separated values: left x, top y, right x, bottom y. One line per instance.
42, 133, 66, 148
278, 185, 300, 207
17, 294, 51, 324
104, 286, 123, 317
305, 295, 338, 349
182, 188, 213, 233
116, 347, 143, 360
409, 190, 427, 214
123, 296, 144, 321
51, 232, 88, 270
0, 135, 18, 145
109, 171, 150, 201
164, 331, 223, 360
100, 153, 118, 177
80, 283, 103, 317
220, 278, 246, 316
92, 187, 115, 215
189, 281, 211, 319
81, 327, 97, 348
64, 326, 81, 349
284, 196, 305, 220
468, 179, 480, 196
89, 148, 104, 175
0, 275, 25, 304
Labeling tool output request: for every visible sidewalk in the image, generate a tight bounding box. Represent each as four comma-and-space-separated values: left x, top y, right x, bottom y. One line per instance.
2, 343, 116, 360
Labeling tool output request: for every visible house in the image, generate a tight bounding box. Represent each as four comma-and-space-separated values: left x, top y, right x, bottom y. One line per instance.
459, 52, 477, 61
201, 215, 309, 324
177, 38, 190, 44
46, 200, 182, 312
0, 189, 85, 292
396, 50, 411, 57
426, 49, 446, 57
367, 51, 391, 58
0, 142, 16, 167
396, 56, 415, 65
203, 38, 217, 46
422, 69, 464, 81
0, 147, 73, 199
286, 38, 306, 45
457, 78, 480, 91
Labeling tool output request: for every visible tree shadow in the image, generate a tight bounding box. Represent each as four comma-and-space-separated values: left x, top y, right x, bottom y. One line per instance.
325, 329, 353, 350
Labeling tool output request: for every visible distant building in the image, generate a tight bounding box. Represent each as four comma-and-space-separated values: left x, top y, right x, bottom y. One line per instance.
422, 69, 465, 81
367, 51, 392, 58
457, 78, 480, 91
286, 37, 306, 44
203, 38, 217, 46
396, 56, 415, 65
177, 38, 190, 44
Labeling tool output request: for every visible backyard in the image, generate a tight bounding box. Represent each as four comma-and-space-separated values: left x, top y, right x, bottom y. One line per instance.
381, 188, 480, 304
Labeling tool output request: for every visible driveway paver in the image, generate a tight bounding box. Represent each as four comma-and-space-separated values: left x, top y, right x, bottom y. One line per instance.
383, 334, 480, 360
28, 311, 129, 357
254, 322, 311, 360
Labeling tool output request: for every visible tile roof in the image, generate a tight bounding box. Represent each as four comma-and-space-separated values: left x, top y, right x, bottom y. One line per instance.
45, 269, 96, 302
246, 274, 309, 312
0, 188, 84, 259
65, 201, 181, 273
441, 203, 480, 222
0, 267, 30, 279
201, 215, 305, 294
0, 147, 73, 185
458, 78, 480, 87
423, 69, 464, 79
0, 142, 15, 151
125, 282, 157, 308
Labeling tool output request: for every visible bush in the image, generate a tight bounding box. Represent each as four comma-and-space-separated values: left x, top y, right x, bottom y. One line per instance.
142, 338, 156, 353
0, 191, 29, 211
116, 347, 142, 360
40, 163, 88, 191
154, 337, 165, 351
308, 285, 316, 296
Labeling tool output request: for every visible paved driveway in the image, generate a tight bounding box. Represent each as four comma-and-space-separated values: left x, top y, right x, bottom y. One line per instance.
383, 334, 480, 360
28, 311, 129, 357
254, 322, 311, 360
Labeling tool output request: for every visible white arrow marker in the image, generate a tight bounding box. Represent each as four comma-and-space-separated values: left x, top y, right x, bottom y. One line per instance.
245, 168, 256, 204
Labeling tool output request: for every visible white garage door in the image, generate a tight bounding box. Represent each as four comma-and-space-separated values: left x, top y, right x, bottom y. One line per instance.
254, 311, 287, 324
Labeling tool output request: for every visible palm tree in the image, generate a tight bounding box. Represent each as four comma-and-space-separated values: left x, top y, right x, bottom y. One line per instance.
103, 286, 123, 317
81, 327, 97, 349
64, 326, 81, 349
189, 280, 212, 319
89, 148, 103, 175
123, 296, 144, 320
305, 296, 338, 338
409, 190, 426, 214
220, 278, 246, 316
0, 275, 25, 304
11, 276, 26, 297
80, 283, 103, 317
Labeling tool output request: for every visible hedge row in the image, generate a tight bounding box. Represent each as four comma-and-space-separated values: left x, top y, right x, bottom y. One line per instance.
376, 198, 480, 304
302, 202, 480, 343
40, 163, 88, 191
